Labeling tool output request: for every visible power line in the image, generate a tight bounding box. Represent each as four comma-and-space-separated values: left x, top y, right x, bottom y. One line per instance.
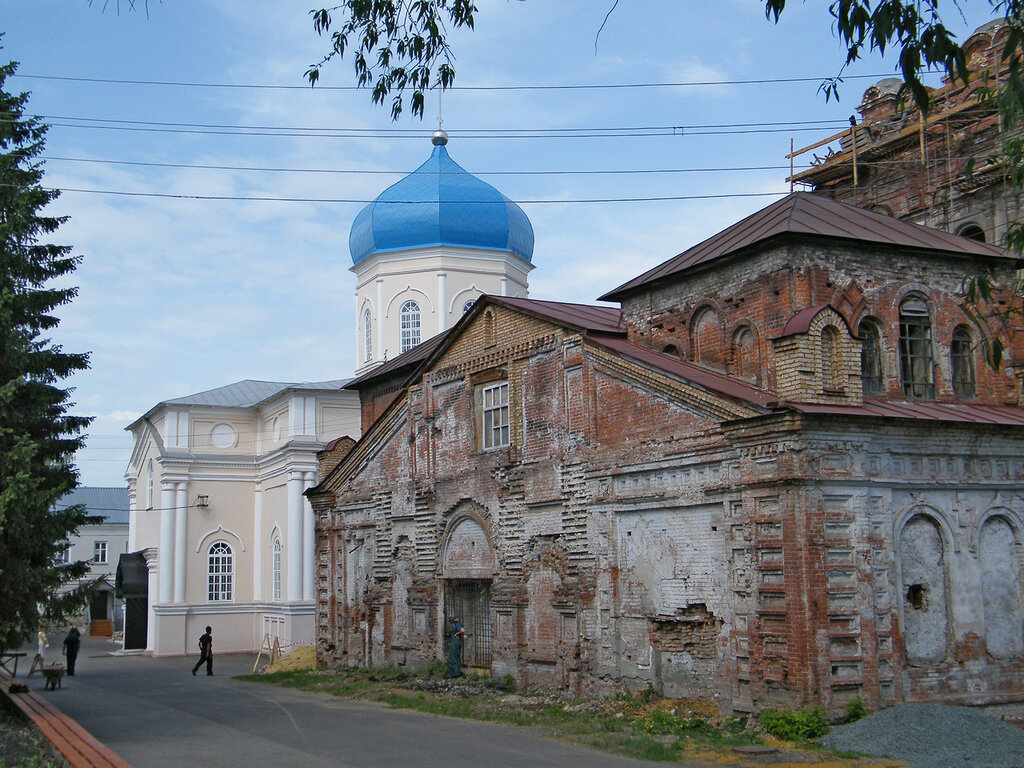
29, 114, 851, 133
12, 72, 895, 92
40, 154, 795, 177
32, 184, 791, 205
32, 120, 849, 140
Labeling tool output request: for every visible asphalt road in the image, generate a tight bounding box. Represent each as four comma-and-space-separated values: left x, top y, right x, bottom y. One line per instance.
16, 636, 678, 768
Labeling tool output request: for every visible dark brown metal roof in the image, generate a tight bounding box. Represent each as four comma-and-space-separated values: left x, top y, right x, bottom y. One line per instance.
490, 296, 623, 334
585, 334, 776, 409
346, 328, 454, 389
600, 193, 1009, 301
786, 398, 1024, 426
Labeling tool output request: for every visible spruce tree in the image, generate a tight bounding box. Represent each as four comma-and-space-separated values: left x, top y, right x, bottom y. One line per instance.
0, 55, 93, 653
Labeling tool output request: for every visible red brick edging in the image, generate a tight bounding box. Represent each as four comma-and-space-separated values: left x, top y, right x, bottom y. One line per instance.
0, 670, 132, 768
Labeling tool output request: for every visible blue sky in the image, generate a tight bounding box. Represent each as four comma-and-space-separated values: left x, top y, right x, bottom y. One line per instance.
3, 1, 1001, 486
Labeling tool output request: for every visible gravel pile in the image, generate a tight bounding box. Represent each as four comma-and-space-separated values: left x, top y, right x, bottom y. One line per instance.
822, 703, 1024, 768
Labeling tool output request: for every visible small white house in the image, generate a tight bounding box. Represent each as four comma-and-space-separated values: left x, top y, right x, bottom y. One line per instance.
55, 486, 130, 636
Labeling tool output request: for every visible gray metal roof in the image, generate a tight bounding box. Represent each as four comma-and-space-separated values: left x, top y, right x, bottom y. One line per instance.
162, 379, 353, 409
601, 193, 1010, 301
55, 487, 130, 525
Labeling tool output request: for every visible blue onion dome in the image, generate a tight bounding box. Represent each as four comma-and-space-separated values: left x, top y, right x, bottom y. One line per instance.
349, 132, 534, 265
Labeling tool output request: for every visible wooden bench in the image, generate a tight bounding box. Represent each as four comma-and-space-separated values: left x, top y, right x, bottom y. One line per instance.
0, 670, 132, 768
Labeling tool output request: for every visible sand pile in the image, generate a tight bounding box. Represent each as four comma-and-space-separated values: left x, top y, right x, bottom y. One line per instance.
264, 646, 316, 673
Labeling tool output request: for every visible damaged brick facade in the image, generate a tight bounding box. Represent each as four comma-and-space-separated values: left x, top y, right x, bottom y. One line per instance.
310, 195, 1024, 714
792, 20, 1022, 247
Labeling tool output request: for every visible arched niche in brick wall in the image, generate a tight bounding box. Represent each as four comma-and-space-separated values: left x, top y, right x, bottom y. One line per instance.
978, 513, 1024, 658
898, 513, 950, 666
442, 516, 496, 579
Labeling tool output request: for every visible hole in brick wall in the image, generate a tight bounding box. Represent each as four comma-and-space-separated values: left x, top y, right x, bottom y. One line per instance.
906, 583, 926, 610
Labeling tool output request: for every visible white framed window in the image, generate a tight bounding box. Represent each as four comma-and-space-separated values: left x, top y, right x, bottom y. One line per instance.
93, 540, 108, 565
462, 299, 475, 315
363, 309, 373, 362
56, 543, 70, 564
481, 381, 510, 449
207, 541, 234, 602
400, 300, 421, 353
272, 537, 282, 602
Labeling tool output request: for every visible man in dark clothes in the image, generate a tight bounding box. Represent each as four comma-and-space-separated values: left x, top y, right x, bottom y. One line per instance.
62, 627, 81, 676
191, 626, 213, 676
446, 620, 466, 679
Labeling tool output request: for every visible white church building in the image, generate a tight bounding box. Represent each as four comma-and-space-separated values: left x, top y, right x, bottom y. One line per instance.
123, 131, 535, 654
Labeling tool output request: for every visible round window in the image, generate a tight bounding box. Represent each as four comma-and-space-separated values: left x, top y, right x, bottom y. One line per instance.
210, 423, 237, 449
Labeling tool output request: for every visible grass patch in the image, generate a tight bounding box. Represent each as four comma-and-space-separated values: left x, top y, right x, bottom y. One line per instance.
0, 713, 62, 768
241, 667, 889, 766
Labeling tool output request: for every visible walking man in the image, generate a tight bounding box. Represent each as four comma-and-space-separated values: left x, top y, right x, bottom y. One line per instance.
191, 626, 213, 676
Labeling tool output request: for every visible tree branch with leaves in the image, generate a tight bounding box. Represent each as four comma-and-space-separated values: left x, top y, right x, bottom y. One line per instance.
307, 1, 478, 119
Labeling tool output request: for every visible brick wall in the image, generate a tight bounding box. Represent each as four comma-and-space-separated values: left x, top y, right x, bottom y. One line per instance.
312, 273, 1024, 712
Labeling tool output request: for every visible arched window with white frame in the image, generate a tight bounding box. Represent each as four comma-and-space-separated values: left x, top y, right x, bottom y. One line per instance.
363, 309, 373, 362
272, 536, 282, 602
400, 300, 421, 353
207, 541, 234, 602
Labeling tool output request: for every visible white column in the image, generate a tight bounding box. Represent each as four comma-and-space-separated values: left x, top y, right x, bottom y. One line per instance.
174, 483, 188, 603
302, 471, 316, 601
376, 279, 384, 361
253, 486, 263, 601
158, 482, 175, 604
127, 488, 138, 551
500, 277, 508, 296
287, 471, 304, 601
145, 549, 159, 653
437, 272, 447, 332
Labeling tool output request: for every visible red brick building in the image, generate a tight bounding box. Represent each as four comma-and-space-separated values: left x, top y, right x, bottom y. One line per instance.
791, 20, 1020, 247
309, 193, 1024, 713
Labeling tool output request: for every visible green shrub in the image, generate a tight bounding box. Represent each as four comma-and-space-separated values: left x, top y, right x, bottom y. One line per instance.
501, 673, 517, 692
758, 705, 829, 741
844, 696, 868, 723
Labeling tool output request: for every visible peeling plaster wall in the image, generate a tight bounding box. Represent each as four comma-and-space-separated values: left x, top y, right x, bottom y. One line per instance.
312, 291, 1024, 712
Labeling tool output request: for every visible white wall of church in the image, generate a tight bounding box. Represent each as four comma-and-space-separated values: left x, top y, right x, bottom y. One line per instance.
352, 246, 532, 373
126, 386, 360, 655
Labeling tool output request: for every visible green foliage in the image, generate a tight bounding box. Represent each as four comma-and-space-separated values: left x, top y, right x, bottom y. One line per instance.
307, 1, 480, 119
844, 696, 868, 724
0, 51, 92, 653
501, 673, 516, 692
759, 705, 830, 741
